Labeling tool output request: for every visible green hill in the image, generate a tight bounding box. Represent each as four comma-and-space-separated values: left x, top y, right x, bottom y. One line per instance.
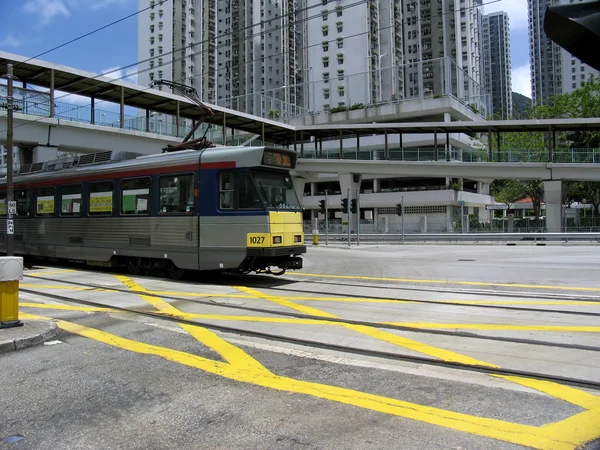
512, 92, 532, 119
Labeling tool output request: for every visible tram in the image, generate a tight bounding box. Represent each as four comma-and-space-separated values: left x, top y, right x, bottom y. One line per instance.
0, 146, 306, 278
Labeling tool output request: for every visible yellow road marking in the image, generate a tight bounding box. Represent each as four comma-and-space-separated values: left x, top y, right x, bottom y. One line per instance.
19, 302, 600, 333
493, 376, 600, 410
113, 275, 185, 317
21, 283, 92, 291
234, 286, 498, 368
20, 311, 600, 450
20, 302, 115, 313
289, 272, 600, 293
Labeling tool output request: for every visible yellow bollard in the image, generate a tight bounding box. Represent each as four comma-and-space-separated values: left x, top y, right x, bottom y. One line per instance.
312, 231, 319, 245
0, 257, 23, 329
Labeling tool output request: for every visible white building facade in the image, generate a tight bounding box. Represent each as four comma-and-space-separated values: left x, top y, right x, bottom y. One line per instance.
482, 11, 512, 119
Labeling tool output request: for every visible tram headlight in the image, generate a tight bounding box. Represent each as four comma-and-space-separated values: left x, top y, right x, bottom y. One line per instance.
294, 235, 302, 243
273, 236, 282, 244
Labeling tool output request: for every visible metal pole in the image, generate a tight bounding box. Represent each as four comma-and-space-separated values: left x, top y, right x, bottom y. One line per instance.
347, 188, 350, 247
356, 188, 360, 246
401, 195, 404, 244
325, 189, 329, 246
6, 64, 15, 256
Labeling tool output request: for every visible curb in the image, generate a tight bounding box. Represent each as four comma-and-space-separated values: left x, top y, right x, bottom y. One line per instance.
0, 321, 59, 354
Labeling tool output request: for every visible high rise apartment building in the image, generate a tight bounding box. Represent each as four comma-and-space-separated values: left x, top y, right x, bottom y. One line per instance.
528, 0, 599, 105
303, 0, 487, 114
482, 11, 512, 119
138, 0, 301, 118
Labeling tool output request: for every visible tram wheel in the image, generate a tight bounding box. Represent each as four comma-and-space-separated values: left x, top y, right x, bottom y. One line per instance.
126, 257, 143, 275
167, 266, 186, 280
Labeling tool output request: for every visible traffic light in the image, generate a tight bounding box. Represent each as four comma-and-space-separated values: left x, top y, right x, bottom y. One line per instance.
350, 199, 357, 214
319, 199, 326, 214
544, 1, 600, 71
396, 204, 403, 216
341, 198, 348, 214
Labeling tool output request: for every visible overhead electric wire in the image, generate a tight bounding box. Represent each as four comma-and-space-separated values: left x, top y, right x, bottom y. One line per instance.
0, 0, 500, 135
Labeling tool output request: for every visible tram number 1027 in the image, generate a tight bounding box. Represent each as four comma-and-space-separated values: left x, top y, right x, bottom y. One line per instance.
249, 236, 266, 245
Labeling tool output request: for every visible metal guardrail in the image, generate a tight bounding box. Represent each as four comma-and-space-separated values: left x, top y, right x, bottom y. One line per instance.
305, 232, 600, 243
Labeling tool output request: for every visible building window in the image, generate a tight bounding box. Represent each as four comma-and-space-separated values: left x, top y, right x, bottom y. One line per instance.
60, 185, 82, 217
322, 10, 328, 20
337, 38, 343, 48
323, 89, 330, 99
150, 36, 154, 45
323, 72, 329, 81
322, 41, 329, 51
338, 86, 344, 96
322, 56, 329, 67
336, 21, 343, 32
159, 174, 195, 214
121, 178, 151, 215
337, 69, 344, 80
89, 181, 114, 216
337, 53, 344, 64
322, 25, 328, 36
336, 6, 342, 16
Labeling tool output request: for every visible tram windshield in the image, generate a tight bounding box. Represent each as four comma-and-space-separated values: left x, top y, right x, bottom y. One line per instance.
251, 170, 302, 212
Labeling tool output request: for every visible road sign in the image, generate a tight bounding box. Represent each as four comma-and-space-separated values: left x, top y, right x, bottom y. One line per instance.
8, 201, 16, 215
458, 201, 464, 206
7, 219, 14, 235
485, 204, 508, 210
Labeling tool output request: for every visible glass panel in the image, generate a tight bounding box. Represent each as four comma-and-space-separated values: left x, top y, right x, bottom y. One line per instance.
36, 187, 55, 216
0, 191, 5, 216
15, 190, 31, 217
159, 174, 195, 214
89, 181, 114, 216
219, 173, 234, 210
251, 171, 302, 211
238, 172, 263, 209
121, 178, 151, 215
60, 184, 82, 217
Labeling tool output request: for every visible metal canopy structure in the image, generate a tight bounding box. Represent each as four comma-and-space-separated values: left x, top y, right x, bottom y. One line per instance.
0, 51, 294, 143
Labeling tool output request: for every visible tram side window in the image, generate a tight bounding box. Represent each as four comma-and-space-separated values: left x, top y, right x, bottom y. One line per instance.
88, 181, 114, 216
15, 190, 31, 217
60, 185, 82, 217
121, 177, 151, 215
219, 173, 234, 210
36, 187, 55, 217
159, 174, 195, 214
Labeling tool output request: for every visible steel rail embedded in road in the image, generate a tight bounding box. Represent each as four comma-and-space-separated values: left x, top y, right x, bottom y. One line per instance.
19, 285, 600, 391
304, 232, 600, 243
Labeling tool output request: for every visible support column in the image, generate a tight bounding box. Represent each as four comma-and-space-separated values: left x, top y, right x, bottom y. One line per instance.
544, 180, 563, 233
339, 129, 343, 159
445, 131, 450, 161
434, 128, 438, 161
91, 97, 95, 125
547, 126, 553, 162
488, 128, 493, 161
120, 86, 125, 129
338, 173, 362, 233
49, 69, 55, 118
300, 130, 304, 157
384, 129, 389, 160
222, 114, 227, 145
176, 100, 180, 138
146, 109, 150, 132
399, 133, 403, 160
293, 177, 306, 202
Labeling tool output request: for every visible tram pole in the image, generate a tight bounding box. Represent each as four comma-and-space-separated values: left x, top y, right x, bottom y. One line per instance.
347, 188, 350, 247
325, 189, 328, 246
356, 188, 360, 247
5, 64, 15, 256
401, 195, 404, 244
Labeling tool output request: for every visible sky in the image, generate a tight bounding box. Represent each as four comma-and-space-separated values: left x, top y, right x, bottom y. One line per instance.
0, 0, 533, 102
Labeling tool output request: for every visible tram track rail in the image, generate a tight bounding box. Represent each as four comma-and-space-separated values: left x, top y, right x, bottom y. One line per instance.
19, 285, 600, 391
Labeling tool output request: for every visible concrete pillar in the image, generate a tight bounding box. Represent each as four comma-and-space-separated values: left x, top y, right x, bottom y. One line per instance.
544, 180, 563, 233
477, 182, 490, 195
293, 177, 306, 201
446, 206, 453, 232
32, 146, 57, 163
338, 173, 361, 233
507, 214, 514, 233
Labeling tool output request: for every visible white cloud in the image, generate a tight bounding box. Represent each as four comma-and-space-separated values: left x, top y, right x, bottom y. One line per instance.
483, 0, 529, 30
512, 64, 532, 98
23, 0, 70, 25
0, 35, 22, 48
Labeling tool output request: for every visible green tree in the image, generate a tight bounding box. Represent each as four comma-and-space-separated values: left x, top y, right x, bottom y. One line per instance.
523, 180, 544, 218
494, 180, 527, 210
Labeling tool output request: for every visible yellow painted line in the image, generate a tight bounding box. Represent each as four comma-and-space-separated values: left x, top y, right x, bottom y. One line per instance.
235, 286, 498, 368
20, 302, 116, 313
21, 311, 599, 450
493, 376, 600, 410
289, 272, 600, 293
21, 283, 91, 291
384, 322, 600, 333
26, 270, 76, 277
114, 275, 186, 317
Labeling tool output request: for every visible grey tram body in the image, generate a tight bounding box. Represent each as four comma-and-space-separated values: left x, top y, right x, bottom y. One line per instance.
0, 146, 306, 273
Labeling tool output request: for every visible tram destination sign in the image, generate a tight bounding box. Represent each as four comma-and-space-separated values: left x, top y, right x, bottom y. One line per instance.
262, 150, 295, 169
